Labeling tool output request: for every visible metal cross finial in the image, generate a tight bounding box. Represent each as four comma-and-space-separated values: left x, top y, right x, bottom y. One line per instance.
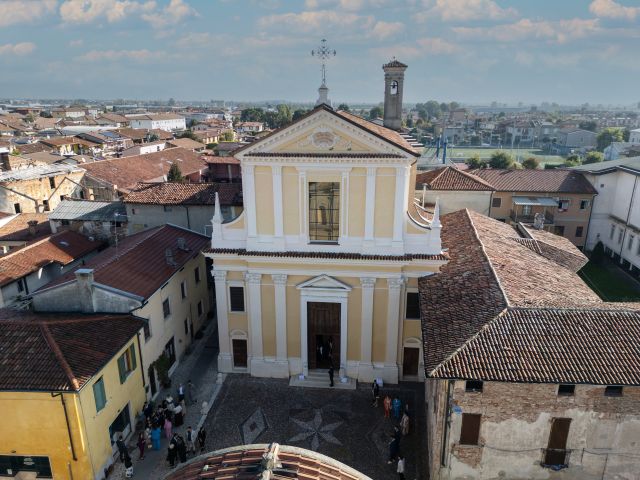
311, 39, 336, 85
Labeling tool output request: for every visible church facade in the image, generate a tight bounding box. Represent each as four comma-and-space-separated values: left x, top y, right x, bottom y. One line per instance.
205, 61, 445, 384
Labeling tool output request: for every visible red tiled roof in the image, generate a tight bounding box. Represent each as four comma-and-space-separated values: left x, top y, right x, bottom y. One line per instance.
167, 138, 206, 150
0, 231, 102, 287
415, 166, 494, 191
163, 443, 369, 480
468, 168, 597, 194
0, 213, 51, 243
124, 182, 242, 206
420, 209, 639, 385
203, 155, 240, 165
205, 248, 447, 262
0, 310, 143, 392
518, 224, 588, 272
82, 147, 207, 193
41, 225, 209, 299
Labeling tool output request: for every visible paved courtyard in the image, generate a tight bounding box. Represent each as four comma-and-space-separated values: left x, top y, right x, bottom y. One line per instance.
202, 375, 427, 480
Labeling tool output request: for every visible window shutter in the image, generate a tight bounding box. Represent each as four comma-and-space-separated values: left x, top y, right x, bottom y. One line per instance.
118, 355, 126, 384
130, 345, 137, 371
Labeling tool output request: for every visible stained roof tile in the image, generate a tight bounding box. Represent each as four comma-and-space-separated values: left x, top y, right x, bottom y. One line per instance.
415, 166, 495, 191
124, 182, 242, 206
468, 168, 597, 194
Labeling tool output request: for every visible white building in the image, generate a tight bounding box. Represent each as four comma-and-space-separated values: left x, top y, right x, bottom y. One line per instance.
127, 113, 186, 132
630, 128, 640, 144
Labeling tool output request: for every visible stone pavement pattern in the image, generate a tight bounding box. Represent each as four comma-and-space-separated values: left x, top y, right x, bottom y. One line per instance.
202, 376, 427, 480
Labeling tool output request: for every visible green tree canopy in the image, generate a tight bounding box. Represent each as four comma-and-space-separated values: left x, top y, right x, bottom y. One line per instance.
597, 127, 624, 151
220, 131, 234, 142
584, 151, 604, 164
240, 107, 265, 123
489, 151, 515, 169
369, 106, 383, 120
415, 100, 441, 120
465, 154, 485, 169
522, 157, 540, 169
292, 109, 309, 121
337, 103, 350, 112
167, 163, 183, 182
178, 130, 198, 140
579, 120, 597, 132
564, 154, 582, 167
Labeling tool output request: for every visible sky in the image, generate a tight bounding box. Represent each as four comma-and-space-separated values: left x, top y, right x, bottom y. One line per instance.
0, 0, 639, 105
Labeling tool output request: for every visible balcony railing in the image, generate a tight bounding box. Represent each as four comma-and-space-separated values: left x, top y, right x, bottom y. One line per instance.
509, 210, 555, 225
541, 448, 571, 469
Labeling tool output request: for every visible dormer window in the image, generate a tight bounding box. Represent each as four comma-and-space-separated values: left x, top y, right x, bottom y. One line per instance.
309, 182, 340, 243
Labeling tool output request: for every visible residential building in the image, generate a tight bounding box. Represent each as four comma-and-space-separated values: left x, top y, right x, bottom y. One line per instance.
235, 121, 264, 134
555, 128, 597, 153
0, 310, 145, 480
167, 137, 206, 151
204, 155, 242, 183
421, 209, 640, 480
0, 212, 52, 253
49, 199, 127, 242
120, 140, 167, 157
0, 164, 86, 214
192, 128, 220, 145
205, 62, 446, 385
630, 128, 640, 144
604, 141, 635, 161
81, 147, 207, 200
95, 113, 130, 127
0, 230, 101, 306
117, 127, 173, 144
468, 168, 597, 247
124, 182, 242, 235
32, 225, 211, 399
573, 157, 640, 275
127, 113, 186, 132
50, 106, 86, 119
75, 131, 132, 157
214, 141, 246, 157
415, 166, 494, 215
39, 136, 94, 156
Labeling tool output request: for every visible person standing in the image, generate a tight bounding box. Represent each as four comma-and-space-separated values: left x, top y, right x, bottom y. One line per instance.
178, 383, 185, 403
164, 416, 173, 439
197, 427, 207, 453
136, 432, 146, 460
185, 426, 196, 455
383, 395, 392, 418
400, 411, 410, 436
387, 433, 399, 464
397, 455, 405, 479
328, 365, 334, 387
372, 381, 380, 407
392, 397, 402, 419
151, 426, 161, 451
167, 442, 177, 468
176, 434, 187, 463
116, 435, 127, 462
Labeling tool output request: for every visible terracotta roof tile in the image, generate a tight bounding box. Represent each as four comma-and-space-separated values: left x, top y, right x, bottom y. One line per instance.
0, 230, 102, 286
40, 225, 209, 299
0, 310, 143, 391
205, 248, 447, 262
82, 147, 207, 193
518, 224, 588, 272
168, 138, 206, 150
203, 155, 240, 165
0, 213, 51, 243
415, 166, 494, 191
468, 168, 597, 194
125, 182, 242, 206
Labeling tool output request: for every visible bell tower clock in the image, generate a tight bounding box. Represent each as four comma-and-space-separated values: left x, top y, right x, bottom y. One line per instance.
382, 58, 407, 131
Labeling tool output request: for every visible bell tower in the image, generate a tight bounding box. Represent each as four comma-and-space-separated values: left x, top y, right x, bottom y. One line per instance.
382, 59, 407, 131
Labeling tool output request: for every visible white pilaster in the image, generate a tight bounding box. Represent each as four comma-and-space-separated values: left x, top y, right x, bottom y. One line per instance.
245, 272, 263, 374
298, 170, 308, 243
244, 165, 257, 238
393, 166, 408, 249
384, 277, 403, 383
272, 274, 290, 377
340, 170, 350, 240
213, 269, 232, 372
272, 165, 284, 247
358, 277, 375, 381
364, 167, 377, 247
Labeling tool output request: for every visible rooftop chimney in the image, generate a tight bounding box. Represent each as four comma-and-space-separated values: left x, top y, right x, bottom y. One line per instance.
27, 220, 38, 236
533, 212, 545, 230
176, 237, 189, 251
75, 268, 95, 313
382, 59, 408, 131
165, 248, 177, 267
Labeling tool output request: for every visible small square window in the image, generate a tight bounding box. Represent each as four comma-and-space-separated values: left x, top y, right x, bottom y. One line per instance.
465, 380, 483, 393
575, 226, 583, 238
604, 386, 623, 397
405, 292, 420, 319
580, 199, 590, 210
229, 286, 245, 312
49, 177, 56, 189
13, 203, 21, 214
492, 197, 502, 208
558, 384, 575, 396
162, 299, 171, 318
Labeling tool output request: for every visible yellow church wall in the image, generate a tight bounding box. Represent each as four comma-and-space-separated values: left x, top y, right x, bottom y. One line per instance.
272, 128, 377, 154
78, 337, 146, 477
0, 391, 93, 479
282, 167, 300, 235
225, 212, 245, 229
261, 283, 276, 357
372, 281, 389, 363
402, 319, 422, 341
286, 283, 301, 357
374, 169, 395, 238
348, 168, 366, 237
254, 166, 274, 236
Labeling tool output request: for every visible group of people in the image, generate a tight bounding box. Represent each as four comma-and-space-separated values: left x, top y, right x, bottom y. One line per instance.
371, 381, 410, 479
166, 426, 205, 467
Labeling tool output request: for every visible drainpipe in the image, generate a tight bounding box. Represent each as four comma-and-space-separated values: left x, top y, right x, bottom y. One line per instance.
618, 176, 638, 263
440, 380, 454, 467
583, 191, 598, 253
51, 392, 78, 461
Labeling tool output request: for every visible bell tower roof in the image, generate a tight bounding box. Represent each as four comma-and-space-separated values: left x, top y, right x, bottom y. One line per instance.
383, 58, 408, 69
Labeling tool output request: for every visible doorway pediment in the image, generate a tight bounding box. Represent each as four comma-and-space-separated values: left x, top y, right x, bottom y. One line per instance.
296, 274, 352, 292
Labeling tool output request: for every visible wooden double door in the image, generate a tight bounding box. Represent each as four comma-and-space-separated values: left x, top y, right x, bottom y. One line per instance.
307, 302, 340, 370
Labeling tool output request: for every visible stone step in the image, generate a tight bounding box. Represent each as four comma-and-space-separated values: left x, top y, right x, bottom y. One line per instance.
289, 371, 357, 390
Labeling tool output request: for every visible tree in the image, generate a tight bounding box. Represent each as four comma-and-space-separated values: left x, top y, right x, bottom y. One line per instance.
584, 151, 604, 164
449, 101, 460, 111
369, 106, 383, 120
220, 131, 234, 142
564, 154, 582, 167
148, 133, 159, 142
206, 142, 218, 150
579, 120, 597, 132
168, 98, 176, 107
416, 100, 442, 120
597, 127, 624, 151
167, 163, 183, 182
240, 107, 265, 123
489, 151, 515, 169
337, 103, 350, 112
590, 240, 605, 265
465, 154, 485, 169
292, 109, 309, 121
470, 135, 481, 146
522, 157, 540, 169
623, 128, 631, 142
179, 130, 198, 140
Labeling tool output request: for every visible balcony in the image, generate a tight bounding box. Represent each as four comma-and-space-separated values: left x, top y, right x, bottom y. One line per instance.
541, 448, 571, 470
510, 209, 555, 225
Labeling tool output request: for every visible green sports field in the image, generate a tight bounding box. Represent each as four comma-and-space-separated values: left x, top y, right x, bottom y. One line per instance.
441, 147, 565, 167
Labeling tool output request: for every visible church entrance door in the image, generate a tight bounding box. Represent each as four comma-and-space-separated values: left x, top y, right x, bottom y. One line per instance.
307, 302, 340, 370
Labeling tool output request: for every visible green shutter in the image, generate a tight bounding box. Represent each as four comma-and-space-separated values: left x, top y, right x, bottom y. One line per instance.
130, 344, 137, 371
93, 379, 106, 412
118, 355, 126, 384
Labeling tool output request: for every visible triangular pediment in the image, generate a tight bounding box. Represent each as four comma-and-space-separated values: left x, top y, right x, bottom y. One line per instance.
296, 274, 352, 291
235, 105, 417, 159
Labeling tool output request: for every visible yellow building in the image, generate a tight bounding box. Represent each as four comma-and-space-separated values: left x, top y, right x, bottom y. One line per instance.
0, 310, 146, 479
205, 60, 446, 384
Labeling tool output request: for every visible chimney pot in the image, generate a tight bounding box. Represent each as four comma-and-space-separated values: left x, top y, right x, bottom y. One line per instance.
27, 220, 38, 236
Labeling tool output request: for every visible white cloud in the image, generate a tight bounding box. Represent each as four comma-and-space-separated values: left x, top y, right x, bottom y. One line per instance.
589, 0, 639, 20
141, 0, 198, 28
69, 39, 84, 47
0, 0, 57, 28
371, 37, 459, 59
59, 0, 156, 23
453, 18, 600, 43
76, 48, 164, 61
258, 10, 373, 32
0, 42, 37, 56
304, 0, 389, 10
418, 0, 517, 22
371, 21, 404, 39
